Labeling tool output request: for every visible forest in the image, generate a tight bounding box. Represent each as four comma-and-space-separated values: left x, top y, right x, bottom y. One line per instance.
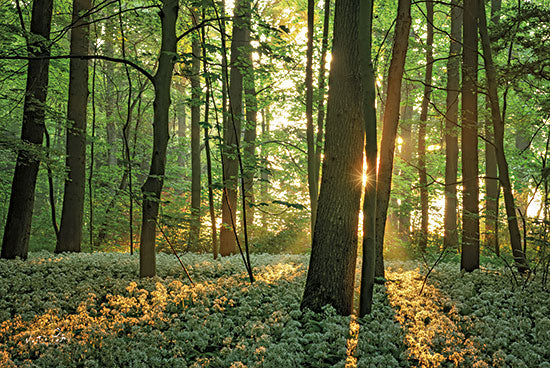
0, 0, 549, 366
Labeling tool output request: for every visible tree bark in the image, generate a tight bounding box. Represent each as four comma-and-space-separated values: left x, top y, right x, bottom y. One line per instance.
374, 0, 411, 277
104, 19, 117, 167
139, 0, 178, 277
220, 0, 247, 256
359, 0, 377, 317
1, 0, 54, 259
190, 10, 201, 251
398, 82, 413, 241
461, 0, 480, 272
478, 0, 528, 272
417, 0, 433, 252
56, 0, 92, 253
444, 0, 461, 250
305, 0, 317, 232
301, 0, 365, 316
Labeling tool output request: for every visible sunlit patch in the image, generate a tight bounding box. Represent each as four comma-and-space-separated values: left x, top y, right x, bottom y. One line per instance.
386, 265, 483, 367
345, 315, 360, 367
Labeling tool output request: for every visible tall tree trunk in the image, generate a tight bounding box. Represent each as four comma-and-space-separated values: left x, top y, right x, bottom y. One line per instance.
398, 82, 413, 240
260, 107, 270, 229
461, 0, 480, 272
189, 10, 201, 251
417, 0, 433, 252
359, 0, 377, 317
56, 0, 92, 253
220, 0, 247, 256
104, 19, 117, 167
305, 0, 317, 232
1, 0, 54, 259
177, 102, 186, 166
478, 0, 528, 272
139, 0, 178, 277
444, 0, 461, 250
374, 0, 411, 277
243, 15, 257, 230
301, 0, 365, 316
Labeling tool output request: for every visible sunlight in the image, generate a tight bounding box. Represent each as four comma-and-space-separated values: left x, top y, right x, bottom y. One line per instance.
427, 144, 441, 152
345, 315, 360, 367
386, 265, 482, 367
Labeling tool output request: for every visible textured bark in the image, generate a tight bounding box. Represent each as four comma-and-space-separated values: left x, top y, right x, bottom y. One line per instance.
374, 0, 411, 277
220, 0, 247, 256
444, 0, 462, 250
56, 0, 92, 253
461, 0, 480, 272
140, 0, 178, 277
305, 0, 317, 231
243, 15, 257, 229
1, 0, 54, 260
301, 0, 364, 316
478, 0, 528, 272
417, 0, 433, 252
359, 0, 377, 317
189, 10, 201, 251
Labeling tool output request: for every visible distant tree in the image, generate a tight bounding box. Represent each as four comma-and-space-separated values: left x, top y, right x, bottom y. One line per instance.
56, 0, 92, 253
1, 0, 54, 259
140, 0, 179, 277
417, 0, 433, 252
444, 0, 461, 250
189, 9, 201, 251
461, 0, 480, 271
301, 0, 365, 315
374, 0, 411, 277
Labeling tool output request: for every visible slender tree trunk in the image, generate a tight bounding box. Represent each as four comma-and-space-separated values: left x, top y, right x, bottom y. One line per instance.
444, 0, 461, 250
104, 19, 117, 167
305, 0, 317, 232
220, 0, 247, 256
461, 0, 480, 272
139, 0, 178, 277
398, 82, 413, 240
478, 0, 528, 272
374, 0, 411, 277
417, 0, 433, 252
190, 10, 201, 251
56, 0, 92, 253
177, 102, 186, 166
359, 0, 377, 317
301, 0, 365, 316
1, 0, 54, 259
243, 16, 257, 230
260, 108, 270, 229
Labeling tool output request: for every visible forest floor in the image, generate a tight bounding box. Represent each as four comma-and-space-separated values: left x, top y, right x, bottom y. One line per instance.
0, 252, 549, 367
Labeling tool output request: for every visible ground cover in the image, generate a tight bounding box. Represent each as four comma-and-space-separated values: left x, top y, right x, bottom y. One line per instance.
0, 252, 548, 367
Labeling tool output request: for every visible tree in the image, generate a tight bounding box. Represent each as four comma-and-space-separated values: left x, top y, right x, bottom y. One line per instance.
301, 0, 365, 315
139, 0, 179, 277
374, 0, 411, 277
189, 9, 201, 251
444, 0, 461, 250
461, 0, 480, 272
220, 0, 247, 256
305, 0, 316, 232
56, 0, 92, 253
359, 0, 377, 317
1, 0, 54, 259
478, 0, 529, 272
417, 0, 434, 252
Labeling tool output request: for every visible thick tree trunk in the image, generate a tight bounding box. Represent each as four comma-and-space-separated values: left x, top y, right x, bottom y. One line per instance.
374, 0, 411, 277
359, 0, 377, 317
1, 0, 54, 259
444, 0, 461, 250
56, 0, 92, 253
220, 0, 247, 256
190, 10, 201, 251
305, 0, 317, 232
485, 96, 499, 252
139, 0, 178, 277
417, 0, 433, 252
301, 0, 365, 316
478, 0, 528, 272
461, 0, 480, 272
